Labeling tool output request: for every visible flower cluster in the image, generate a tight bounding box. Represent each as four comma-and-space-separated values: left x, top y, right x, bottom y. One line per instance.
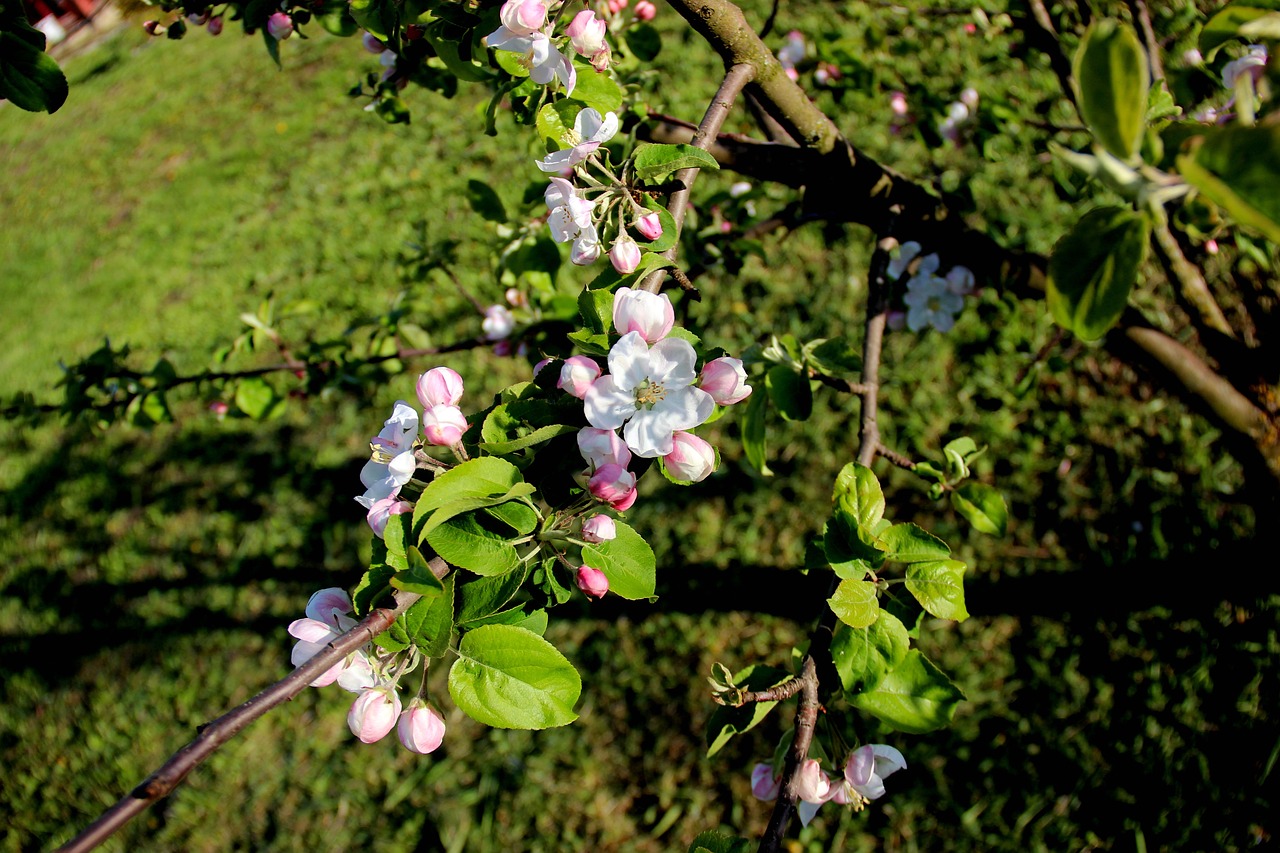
887, 241, 975, 333
288, 588, 446, 753
751, 744, 906, 825
939, 87, 979, 144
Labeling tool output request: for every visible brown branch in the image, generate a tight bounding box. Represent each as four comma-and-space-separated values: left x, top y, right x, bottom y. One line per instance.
55, 561, 447, 853
875, 442, 916, 471
736, 675, 807, 704
810, 369, 871, 397
1128, 0, 1165, 83
857, 236, 896, 467
638, 62, 756, 294
758, 655, 819, 851
1151, 219, 1236, 339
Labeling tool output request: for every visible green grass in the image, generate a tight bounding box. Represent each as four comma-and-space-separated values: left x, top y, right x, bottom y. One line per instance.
1, 3, 1273, 852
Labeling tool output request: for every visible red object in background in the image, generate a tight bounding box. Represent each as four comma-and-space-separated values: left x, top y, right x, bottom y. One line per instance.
24, 0, 98, 28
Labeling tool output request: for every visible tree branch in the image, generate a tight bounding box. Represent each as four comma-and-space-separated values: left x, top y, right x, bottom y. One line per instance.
757, 655, 819, 851
1151, 218, 1236, 339
55, 564, 444, 853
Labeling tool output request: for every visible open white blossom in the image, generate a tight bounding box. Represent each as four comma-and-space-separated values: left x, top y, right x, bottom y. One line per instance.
537, 109, 619, 172
903, 253, 963, 332
356, 401, 418, 508
486, 30, 576, 95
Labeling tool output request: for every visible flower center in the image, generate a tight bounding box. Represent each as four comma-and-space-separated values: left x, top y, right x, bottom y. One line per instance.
927, 295, 943, 312
634, 377, 666, 410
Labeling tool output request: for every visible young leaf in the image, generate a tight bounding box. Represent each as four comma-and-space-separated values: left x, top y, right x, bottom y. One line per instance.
415, 457, 523, 516
830, 610, 910, 694
951, 482, 1009, 536
765, 365, 813, 422
880, 523, 951, 563
456, 562, 532, 624
832, 463, 886, 533
850, 650, 965, 733
448, 624, 581, 729
425, 513, 522, 576
1200, 3, 1280, 59
1073, 19, 1149, 161
704, 665, 792, 757
904, 559, 969, 621
1178, 124, 1280, 245
1047, 206, 1150, 341
580, 519, 656, 600
414, 573, 456, 659
567, 62, 623, 113
0, 31, 68, 113
687, 832, 752, 853
741, 388, 772, 476
390, 546, 446, 597
235, 376, 281, 420
631, 143, 720, 183
484, 500, 540, 535
352, 563, 396, 616
828, 579, 880, 628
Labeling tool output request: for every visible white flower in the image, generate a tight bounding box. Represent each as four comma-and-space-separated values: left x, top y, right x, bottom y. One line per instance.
886, 240, 922, 281
482, 304, 516, 340
356, 401, 419, 508
1223, 44, 1268, 90
486, 30, 576, 95
537, 109, 619, 172
545, 177, 600, 262
903, 254, 963, 332
583, 332, 714, 457
287, 588, 377, 692
945, 265, 975, 296
832, 744, 907, 804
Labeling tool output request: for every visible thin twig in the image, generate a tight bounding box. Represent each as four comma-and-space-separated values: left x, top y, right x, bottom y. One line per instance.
1012, 326, 1068, 388
1128, 0, 1165, 83
758, 656, 819, 850
639, 62, 757, 294
55, 563, 446, 853
857, 235, 897, 467
1151, 219, 1236, 339
736, 676, 807, 705
875, 442, 916, 470
810, 370, 872, 397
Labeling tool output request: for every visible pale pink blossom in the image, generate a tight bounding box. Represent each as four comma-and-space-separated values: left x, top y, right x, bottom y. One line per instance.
366, 496, 412, 538
288, 589, 376, 692
795, 759, 833, 826
577, 426, 632, 471
207, 15, 223, 35
559, 355, 602, 398
505, 287, 528, 307
576, 565, 610, 598
1223, 45, 1268, 90
422, 405, 467, 446
536, 108, 619, 172
483, 304, 516, 340
751, 763, 781, 801
397, 700, 446, 754
611, 286, 674, 343
417, 367, 464, 408
362, 32, 384, 53
545, 178, 600, 261
886, 240, 922, 281
485, 30, 576, 95
566, 10, 607, 58
348, 687, 402, 743
357, 401, 419, 508
834, 744, 907, 804
266, 12, 293, 40
889, 91, 908, 116
699, 357, 751, 405
571, 234, 602, 265
635, 212, 663, 241
944, 265, 975, 296
633, 0, 656, 21
663, 431, 716, 482
609, 234, 642, 274
581, 514, 617, 543
904, 254, 963, 332
588, 463, 636, 507
499, 0, 547, 36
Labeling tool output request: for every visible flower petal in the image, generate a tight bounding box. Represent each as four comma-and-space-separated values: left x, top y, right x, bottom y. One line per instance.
607, 331, 652, 391
647, 337, 698, 388
583, 375, 637, 431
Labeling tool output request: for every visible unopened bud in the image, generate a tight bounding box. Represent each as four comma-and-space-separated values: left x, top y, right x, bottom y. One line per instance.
266, 11, 293, 40
576, 565, 610, 599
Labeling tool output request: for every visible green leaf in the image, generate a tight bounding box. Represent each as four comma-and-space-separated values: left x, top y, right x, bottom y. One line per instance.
580, 520, 656, 600
705, 664, 791, 757
477, 423, 577, 455
484, 500, 539, 535
905, 559, 969, 621
631, 143, 720, 184
850, 649, 965, 733
831, 610, 910, 695
413, 457, 524, 532
448, 624, 581, 729
1200, 2, 1280, 58
425, 512, 522, 576
375, 95, 411, 125
235, 376, 282, 420
390, 545, 446, 595
1179, 124, 1280, 245
624, 23, 662, 61
822, 509, 886, 576
741, 387, 772, 476
567, 64, 622, 114
880, 523, 951, 563
1047, 206, 1150, 341
828, 579, 880, 628
578, 287, 615, 334
584, 250, 675, 290
422, 22, 491, 82
803, 337, 862, 377
456, 562, 532, 624
952, 482, 1008, 536
348, 0, 392, 39
536, 100, 580, 148
387, 571, 452, 655
832, 463, 885, 532
0, 31, 68, 113
464, 606, 549, 635
381, 512, 413, 572
765, 365, 812, 422
687, 832, 751, 853
466, 180, 507, 223
352, 563, 396, 615
1072, 19, 1149, 161
566, 328, 611, 355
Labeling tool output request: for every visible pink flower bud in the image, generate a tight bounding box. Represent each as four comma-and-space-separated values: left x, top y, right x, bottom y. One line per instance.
889, 91, 908, 116
500, 0, 547, 35
634, 0, 656, 21
505, 287, 528, 307
588, 463, 635, 504
207, 15, 223, 34
576, 565, 610, 598
422, 404, 467, 446
397, 700, 446, 754
963, 22, 976, 33
266, 11, 293, 40
567, 10, 607, 57
366, 496, 413, 538
362, 32, 384, 53
571, 238, 602, 266
1205, 238, 1219, 255
348, 687, 402, 743
751, 763, 781, 801
635, 212, 663, 241
417, 367, 465, 408
699, 357, 752, 405
578, 427, 632, 470
209, 400, 229, 418
663, 431, 717, 482
609, 235, 642, 275
612, 286, 674, 343
581, 514, 616, 543
558, 355, 602, 399
795, 759, 832, 804
143, 20, 165, 36
482, 304, 515, 340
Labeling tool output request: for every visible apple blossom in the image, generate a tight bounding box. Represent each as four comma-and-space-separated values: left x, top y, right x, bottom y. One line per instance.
889, 90, 909, 116
663, 431, 717, 482
834, 744, 907, 804
886, 240, 922, 281
960, 86, 979, 110
206, 15, 223, 34
581, 514, 617, 543
699, 357, 752, 405
571, 234, 602, 265
728, 181, 752, 198
1223, 45, 1268, 90
584, 332, 715, 457
499, 0, 547, 36
366, 496, 412, 539
559, 355, 602, 399
532, 357, 552, 377
576, 565, 610, 598
208, 400, 229, 419
397, 700, 446, 754
635, 212, 663, 241
348, 687, 402, 744
611, 286, 674, 343
751, 763, 781, 801
357, 401, 419, 508
795, 758, 833, 826
416, 367, 464, 408
422, 405, 467, 446
945, 265, 975, 296
362, 32, 384, 53
904, 255, 964, 332
266, 12, 293, 40
482, 304, 516, 340
634, 0, 656, 21
566, 10, 607, 58
288, 589, 376, 692
609, 234, 642, 274
536, 108, 619, 173
545, 178, 600, 261
485, 30, 576, 95
588, 463, 637, 509
577, 426, 632, 471
777, 30, 805, 79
